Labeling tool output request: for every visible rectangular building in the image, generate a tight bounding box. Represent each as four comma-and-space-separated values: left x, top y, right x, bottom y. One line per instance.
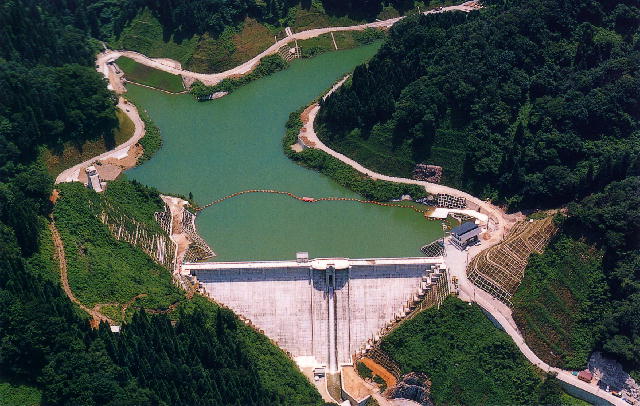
450, 221, 480, 250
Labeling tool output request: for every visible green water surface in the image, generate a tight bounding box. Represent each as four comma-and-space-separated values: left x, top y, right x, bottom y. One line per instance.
127, 44, 442, 260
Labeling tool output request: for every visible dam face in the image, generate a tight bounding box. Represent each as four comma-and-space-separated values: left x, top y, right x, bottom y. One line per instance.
184, 257, 448, 371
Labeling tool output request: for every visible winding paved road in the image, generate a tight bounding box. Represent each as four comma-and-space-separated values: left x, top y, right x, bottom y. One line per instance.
301, 80, 627, 406
99, 2, 479, 86
55, 97, 144, 184
53, 2, 627, 402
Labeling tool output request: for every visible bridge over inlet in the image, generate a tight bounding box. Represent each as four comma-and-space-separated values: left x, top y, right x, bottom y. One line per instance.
182, 256, 449, 372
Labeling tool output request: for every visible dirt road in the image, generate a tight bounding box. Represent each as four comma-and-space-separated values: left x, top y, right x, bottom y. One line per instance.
49, 220, 114, 325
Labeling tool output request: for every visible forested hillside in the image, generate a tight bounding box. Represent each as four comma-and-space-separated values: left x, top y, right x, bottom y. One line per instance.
0, 1, 323, 404
25, 0, 440, 73
513, 178, 639, 376
317, 0, 640, 379
317, 0, 640, 208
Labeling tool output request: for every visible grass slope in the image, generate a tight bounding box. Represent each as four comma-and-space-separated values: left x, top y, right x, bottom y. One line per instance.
187, 18, 276, 73
117, 56, 184, 92
380, 297, 555, 405
512, 236, 609, 370
54, 181, 183, 321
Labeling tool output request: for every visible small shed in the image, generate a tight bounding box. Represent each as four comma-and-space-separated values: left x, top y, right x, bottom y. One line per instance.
450, 221, 480, 250
296, 252, 309, 263
578, 370, 593, 383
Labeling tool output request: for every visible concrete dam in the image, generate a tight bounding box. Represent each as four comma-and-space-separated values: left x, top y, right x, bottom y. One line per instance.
182, 256, 449, 372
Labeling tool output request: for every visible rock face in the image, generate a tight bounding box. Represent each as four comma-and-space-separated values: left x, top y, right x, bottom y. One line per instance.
387, 372, 434, 406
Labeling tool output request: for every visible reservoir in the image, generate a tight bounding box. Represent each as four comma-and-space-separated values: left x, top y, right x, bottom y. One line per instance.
127, 44, 442, 260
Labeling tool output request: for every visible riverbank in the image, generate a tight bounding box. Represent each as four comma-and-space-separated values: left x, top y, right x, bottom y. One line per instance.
290, 77, 510, 240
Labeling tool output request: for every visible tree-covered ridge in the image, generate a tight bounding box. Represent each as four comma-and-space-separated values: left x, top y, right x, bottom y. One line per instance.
317, 0, 640, 208
0, 0, 117, 180
0, 1, 324, 403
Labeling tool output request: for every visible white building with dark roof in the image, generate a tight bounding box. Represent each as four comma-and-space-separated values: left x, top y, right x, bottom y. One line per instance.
450, 221, 481, 250
85, 165, 104, 193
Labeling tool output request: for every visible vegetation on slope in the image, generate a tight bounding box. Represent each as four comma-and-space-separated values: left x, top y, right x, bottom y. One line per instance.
87, 0, 445, 73
380, 297, 562, 405
42, 110, 135, 177
185, 17, 279, 74
565, 178, 640, 378
132, 100, 163, 163
190, 54, 289, 99
0, 380, 42, 406
117, 56, 184, 92
110, 7, 200, 65
298, 28, 385, 58
283, 109, 426, 201
90, 296, 323, 406
512, 236, 609, 370
512, 177, 640, 378
54, 181, 182, 316
317, 0, 640, 208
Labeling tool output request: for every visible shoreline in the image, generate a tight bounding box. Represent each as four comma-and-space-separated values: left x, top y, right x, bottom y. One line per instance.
55, 0, 481, 186
50, 3, 626, 403
100, 2, 479, 86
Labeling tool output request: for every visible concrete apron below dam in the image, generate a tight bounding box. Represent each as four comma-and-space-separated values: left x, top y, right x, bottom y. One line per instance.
182, 256, 447, 372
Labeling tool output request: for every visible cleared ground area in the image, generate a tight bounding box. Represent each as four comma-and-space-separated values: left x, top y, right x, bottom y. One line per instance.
117, 56, 184, 92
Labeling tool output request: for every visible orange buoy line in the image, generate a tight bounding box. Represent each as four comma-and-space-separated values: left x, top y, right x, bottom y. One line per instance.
195, 189, 433, 216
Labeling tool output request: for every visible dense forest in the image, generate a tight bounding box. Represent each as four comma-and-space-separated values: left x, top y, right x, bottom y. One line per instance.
317, 0, 640, 207
11, 0, 424, 44
317, 0, 640, 378
0, 1, 323, 404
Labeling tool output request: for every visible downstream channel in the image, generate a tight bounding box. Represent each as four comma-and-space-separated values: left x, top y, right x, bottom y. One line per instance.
127, 44, 442, 260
